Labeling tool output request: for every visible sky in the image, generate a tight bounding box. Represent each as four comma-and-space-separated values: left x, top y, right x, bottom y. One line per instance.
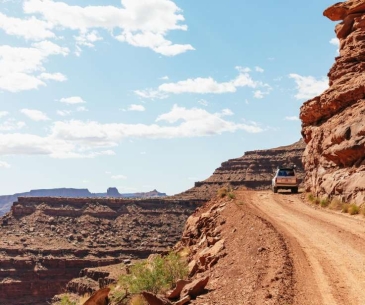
0, 0, 338, 195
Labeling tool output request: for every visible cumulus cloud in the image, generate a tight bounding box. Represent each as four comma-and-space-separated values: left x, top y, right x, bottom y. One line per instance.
136, 66, 271, 99
0, 12, 55, 40
21, 109, 50, 121
285, 116, 299, 121
255, 66, 264, 73
128, 104, 145, 112
22, 0, 194, 56
289, 74, 328, 100
0, 119, 25, 131
60, 96, 86, 104
198, 99, 208, 106
39, 72, 67, 82
0, 41, 69, 92
0, 161, 10, 168
0, 105, 263, 158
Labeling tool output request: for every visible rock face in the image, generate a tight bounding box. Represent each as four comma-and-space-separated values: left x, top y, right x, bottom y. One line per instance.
178, 140, 305, 200
300, 0, 365, 203
0, 197, 204, 305
0, 188, 167, 216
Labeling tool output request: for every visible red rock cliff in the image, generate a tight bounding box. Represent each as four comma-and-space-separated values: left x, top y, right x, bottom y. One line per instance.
300, 0, 365, 203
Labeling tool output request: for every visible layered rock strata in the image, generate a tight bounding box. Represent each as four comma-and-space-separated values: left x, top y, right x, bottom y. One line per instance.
0, 197, 204, 305
300, 0, 365, 202
179, 140, 305, 200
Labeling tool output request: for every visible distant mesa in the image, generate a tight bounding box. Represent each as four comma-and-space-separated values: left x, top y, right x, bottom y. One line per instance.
0, 187, 167, 216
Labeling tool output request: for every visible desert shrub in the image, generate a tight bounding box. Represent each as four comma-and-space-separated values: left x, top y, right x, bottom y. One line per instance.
329, 197, 343, 210
342, 204, 350, 213
217, 187, 228, 198
314, 197, 320, 205
320, 198, 330, 208
58, 295, 76, 305
348, 204, 359, 215
228, 192, 236, 200
110, 289, 128, 304
118, 252, 188, 295
307, 193, 315, 202
130, 294, 147, 305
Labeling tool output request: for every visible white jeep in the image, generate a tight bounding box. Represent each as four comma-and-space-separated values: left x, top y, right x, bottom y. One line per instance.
272, 167, 299, 193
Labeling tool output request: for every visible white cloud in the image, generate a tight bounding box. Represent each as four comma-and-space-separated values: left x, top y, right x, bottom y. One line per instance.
255, 66, 264, 73
111, 174, 127, 180
23, 0, 194, 56
57, 110, 72, 117
289, 74, 328, 100
0, 41, 69, 92
160, 76, 169, 80
0, 119, 25, 131
39, 72, 67, 82
285, 116, 299, 121
21, 108, 50, 121
330, 37, 340, 54
74, 30, 103, 48
0, 12, 55, 40
136, 66, 270, 99
60, 96, 86, 104
76, 106, 88, 112
198, 99, 208, 106
0, 105, 263, 158
0, 161, 10, 168
0, 111, 9, 118
128, 104, 145, 112
330, 38, 339, 47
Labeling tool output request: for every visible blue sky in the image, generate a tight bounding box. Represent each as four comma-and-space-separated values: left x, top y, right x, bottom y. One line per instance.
0, 0, 337, 195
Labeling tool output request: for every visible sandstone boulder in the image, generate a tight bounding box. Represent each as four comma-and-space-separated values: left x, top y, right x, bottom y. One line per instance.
180, 276, 209, 299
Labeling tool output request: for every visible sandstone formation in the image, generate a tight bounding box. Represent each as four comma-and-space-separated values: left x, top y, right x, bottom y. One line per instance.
300, 0, 365, 203
0, 188, 167, 216
0, 197, 204, 305
178, 139, 305, 200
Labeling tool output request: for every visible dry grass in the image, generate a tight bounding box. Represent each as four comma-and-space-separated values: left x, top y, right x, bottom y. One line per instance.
217, 187, 228, 198
348, 204, 359, 215
130, 294, 147, 305
329, 198, 343, 210
320, 198, 330, 208
360, 205, 365, 217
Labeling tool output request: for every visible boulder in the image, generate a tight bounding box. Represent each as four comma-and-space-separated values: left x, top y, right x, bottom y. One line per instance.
180, 276, 209, 299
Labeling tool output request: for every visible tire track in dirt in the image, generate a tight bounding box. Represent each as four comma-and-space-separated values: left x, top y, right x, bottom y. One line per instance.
244, 190, 365, 305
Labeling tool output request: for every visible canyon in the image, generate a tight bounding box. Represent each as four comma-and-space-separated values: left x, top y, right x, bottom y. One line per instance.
0, 188, 167, 216
0, 196, 203, 305
301, 0, 365, 203
179, 139, 305, 200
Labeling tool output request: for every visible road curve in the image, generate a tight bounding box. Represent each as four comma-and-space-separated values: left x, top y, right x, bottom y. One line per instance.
242, 190, 365, 305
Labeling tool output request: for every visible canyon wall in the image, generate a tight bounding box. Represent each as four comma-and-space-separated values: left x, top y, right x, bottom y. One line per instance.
0, 188, 167, 216
300, 0, 365, 203
178, 139, 305, 200
0, 197, 204, 305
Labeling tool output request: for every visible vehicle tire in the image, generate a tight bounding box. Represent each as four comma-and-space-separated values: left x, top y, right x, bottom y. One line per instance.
273, 187, 278, 193
292, 187, 298, 194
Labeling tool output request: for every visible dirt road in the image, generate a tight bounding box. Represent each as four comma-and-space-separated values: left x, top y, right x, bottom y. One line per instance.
244, 190, 365, 305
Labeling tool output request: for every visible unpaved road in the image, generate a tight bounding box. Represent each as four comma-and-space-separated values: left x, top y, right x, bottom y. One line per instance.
244, 190, 365, 305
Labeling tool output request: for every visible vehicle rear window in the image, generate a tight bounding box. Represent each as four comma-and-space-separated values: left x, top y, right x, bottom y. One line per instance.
278, 169, 295, 176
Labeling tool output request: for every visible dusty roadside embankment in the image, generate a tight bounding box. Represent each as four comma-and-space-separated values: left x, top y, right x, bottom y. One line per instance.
177, 189, 365, 305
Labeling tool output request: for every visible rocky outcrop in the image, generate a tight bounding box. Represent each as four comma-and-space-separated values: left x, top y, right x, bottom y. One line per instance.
0, 188, 167, 216
0, 197, 204, 305
178, 140, 305, 200
300, 0, 365, 203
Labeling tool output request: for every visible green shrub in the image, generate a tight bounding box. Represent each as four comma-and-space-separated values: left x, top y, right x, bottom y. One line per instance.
307, 193, 315, 202
320, 198, 330, 208
118, 253, 188, 295
348, 204, 359, 215
228, 192, 235, 200
59, 295, 76, 305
